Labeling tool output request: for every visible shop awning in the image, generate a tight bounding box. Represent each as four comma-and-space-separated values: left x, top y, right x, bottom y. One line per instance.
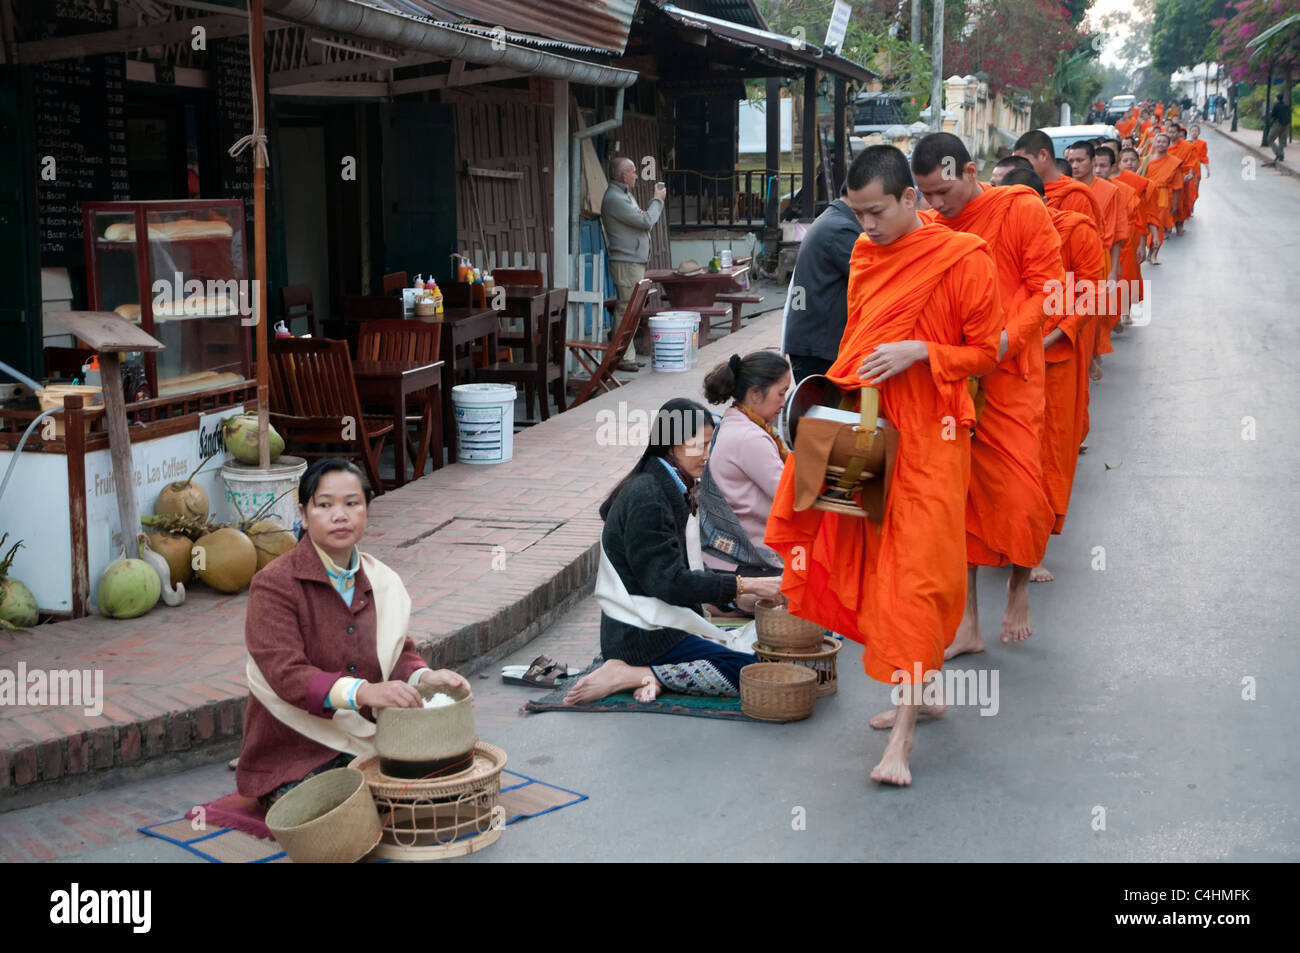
264, 0, 639, 87
657, 2, 879, 85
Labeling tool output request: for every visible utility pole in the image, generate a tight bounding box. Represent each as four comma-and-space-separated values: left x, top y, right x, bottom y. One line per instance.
912, 0, 921, 45
930, 0, 944, 132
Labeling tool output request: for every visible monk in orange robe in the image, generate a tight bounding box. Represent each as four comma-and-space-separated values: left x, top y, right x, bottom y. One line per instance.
1116, 108, 1138, 140
1014, 129, 1103, 228
1166, 125, 1198, 235
1063, 140, 1128, 379
1142, 134, 1183, 262
765, 146, 1000, 786
911, 133, 1062, 656
1120, 146, 1159, 268
1097, 146, 1146, 330
1186, 124, 1209, 216
997, 167, 1105, 583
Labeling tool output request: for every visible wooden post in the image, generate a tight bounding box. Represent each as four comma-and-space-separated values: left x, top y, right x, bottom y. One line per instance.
252, 0, 270, 468
553, 78, 569, 291
765, 76, 780, 228
802, 67, 816, 221
64, 395, 90, 616
832, 76, 847, 193
930, 0, 945, 132
97, 351, 140, 556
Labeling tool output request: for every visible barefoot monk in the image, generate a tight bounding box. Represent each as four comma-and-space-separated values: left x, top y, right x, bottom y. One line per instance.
765, 146, 1001, 786
911, 133, 1062, 656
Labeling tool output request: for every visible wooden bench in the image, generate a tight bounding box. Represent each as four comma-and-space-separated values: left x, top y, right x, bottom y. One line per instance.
713, 292, 765, 335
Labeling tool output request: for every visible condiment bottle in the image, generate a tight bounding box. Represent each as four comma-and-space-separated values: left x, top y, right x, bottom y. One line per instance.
414, 274, 425, 292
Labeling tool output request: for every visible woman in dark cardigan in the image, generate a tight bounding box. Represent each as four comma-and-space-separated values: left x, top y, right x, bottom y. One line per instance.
563, 398, 783, 704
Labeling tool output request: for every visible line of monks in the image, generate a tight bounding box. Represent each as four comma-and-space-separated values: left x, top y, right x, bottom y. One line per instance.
764, 123, 1208, 786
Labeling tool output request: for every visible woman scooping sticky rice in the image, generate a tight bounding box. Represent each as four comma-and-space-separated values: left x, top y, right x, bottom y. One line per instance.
236, 458, 469, 806
698, 351, 791, 608
563, 399, 783, 705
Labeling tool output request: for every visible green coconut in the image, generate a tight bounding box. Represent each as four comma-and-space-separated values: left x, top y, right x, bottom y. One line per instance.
0, 535, 38, 628
98, 557, 162, 619
145, 529, 195, 586
246, 519, 296, 571
193, 527, 258, 593
223, 413, 285, 465
155, 455, 210, 522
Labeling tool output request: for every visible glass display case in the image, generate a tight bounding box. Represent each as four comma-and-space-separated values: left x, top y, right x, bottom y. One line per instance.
82, 199, 252, 400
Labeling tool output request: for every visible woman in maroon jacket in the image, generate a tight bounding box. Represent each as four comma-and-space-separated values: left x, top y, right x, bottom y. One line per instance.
236, 459, 467, 805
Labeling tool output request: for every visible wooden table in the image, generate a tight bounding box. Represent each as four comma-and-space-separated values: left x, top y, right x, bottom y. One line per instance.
643, 263, 750, 308
353, 359, 444, 486
411, 307, 499, 456
499, 285, 565, 410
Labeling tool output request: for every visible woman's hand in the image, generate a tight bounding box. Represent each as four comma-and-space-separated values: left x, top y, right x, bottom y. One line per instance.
740, 576, 784, 602
355, 680, 422, 710
419, 668, 473, 700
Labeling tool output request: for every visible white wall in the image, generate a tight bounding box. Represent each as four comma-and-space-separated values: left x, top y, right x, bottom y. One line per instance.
738, 98, 792, 154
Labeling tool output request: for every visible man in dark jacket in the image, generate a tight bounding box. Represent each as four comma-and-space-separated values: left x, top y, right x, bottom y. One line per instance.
1264, 94, 1291, 166
781, 156, 877, 382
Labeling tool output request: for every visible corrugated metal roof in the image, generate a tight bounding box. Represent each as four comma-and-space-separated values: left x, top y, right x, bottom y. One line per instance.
660, 3, 879, 83
397, 0, 638, 54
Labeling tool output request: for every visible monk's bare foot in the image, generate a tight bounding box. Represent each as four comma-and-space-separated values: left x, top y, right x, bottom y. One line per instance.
870, 703, 918, 786
945, 567, 984, 659
631, 676, 662, 703
562, 659, 653, 705
1089, 356, 1103, 382
1030, 563, 1054, 583
869, 704, 945, 729
1000, 567, 1033, 644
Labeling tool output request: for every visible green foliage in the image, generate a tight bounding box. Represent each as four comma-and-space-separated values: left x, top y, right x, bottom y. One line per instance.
1151, 0, 1232, 74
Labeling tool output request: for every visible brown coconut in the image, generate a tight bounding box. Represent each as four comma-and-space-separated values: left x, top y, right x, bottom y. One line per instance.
246, 519, 297, 571
193, 528, 257, 594
146, 530, 195, 586
155, 456, 211, 523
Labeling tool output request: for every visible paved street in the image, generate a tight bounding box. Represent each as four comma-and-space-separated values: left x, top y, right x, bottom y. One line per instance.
3, 129, 1297, 862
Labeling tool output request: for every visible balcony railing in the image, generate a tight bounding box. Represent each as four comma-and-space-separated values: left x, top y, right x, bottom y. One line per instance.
663, 168, 807, 229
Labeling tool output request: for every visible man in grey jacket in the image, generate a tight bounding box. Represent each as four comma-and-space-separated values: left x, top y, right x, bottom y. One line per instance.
781, 160, 870, 382
602, 156, 666, 370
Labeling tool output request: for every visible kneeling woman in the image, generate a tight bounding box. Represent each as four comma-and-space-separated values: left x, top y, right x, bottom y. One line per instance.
237, 458, 468, 806
564, 399, 783, 705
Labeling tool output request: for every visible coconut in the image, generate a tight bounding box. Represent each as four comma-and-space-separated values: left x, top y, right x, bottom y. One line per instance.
0, 535, 37, 628
223, 413, 285, 465
155, 455, 211, 522
146, 530, 195, 586
97, 558, 162, 619
246, 519, 297, 571
193, 527, 258, 593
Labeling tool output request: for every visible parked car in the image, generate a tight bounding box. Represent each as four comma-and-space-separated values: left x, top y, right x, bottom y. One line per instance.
853, 92, 905, 136
1035, 123, 1121, 160
1105, 94, 1136, 123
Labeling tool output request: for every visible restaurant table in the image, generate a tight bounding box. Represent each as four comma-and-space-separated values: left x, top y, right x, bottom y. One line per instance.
643, 262, 751, 309
353, 359, 444, 486
499, 284, 564, 388
411, 307, 499, 457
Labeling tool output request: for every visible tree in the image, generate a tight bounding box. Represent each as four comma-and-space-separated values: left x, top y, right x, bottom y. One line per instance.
946, 0, 1084, 92
1151, 0, 1232, 74
1213, 0, 1300, 84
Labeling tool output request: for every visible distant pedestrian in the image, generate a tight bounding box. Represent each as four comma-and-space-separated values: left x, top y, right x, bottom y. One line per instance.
1263, 94, 1291, 166
602, 156, 666, 371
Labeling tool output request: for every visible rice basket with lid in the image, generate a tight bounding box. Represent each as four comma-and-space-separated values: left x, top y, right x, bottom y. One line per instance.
375, 682, 478, 779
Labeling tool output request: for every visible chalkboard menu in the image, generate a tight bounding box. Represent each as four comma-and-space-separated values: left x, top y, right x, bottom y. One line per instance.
33, 3, 128, 267
213, 36, 257, 224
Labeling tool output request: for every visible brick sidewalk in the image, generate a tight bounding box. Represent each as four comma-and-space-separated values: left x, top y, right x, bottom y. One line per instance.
0, 314, 783, 808
1205, 120, 1298, 176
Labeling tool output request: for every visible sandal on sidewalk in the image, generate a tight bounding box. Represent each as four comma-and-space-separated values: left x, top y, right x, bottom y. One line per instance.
501, 655, 575, 687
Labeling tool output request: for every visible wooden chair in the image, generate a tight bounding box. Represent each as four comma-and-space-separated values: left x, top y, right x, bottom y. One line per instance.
381, 271, 408, 296
358, 319, 444, 474
325, 295, 405, 354
266, 338, 393, 494
280, 284, 318, 338
490, 268, 543, 287
476, 289, 567, 423
442, 281, 487, 310
566, 279, 657, 408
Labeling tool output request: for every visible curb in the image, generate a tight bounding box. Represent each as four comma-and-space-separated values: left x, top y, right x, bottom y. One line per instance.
1205, 122, 1297, 179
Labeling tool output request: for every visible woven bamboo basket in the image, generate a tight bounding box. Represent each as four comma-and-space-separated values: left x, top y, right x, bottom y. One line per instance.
739, 662, 818, 722
264, 767, 382, 863
753, 600, 826, 653
352, 743, 507, 861
754, 637, 842, 697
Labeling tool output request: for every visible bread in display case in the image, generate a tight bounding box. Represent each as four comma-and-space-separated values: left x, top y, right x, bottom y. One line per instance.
82, 199, 252, 400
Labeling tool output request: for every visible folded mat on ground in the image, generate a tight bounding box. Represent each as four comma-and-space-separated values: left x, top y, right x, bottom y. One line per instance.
524, 658, 759, 721
138, 769, 586, 863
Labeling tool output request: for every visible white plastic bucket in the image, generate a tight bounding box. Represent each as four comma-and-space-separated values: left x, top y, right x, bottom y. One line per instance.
453, 383, 516, 464
221, 454, 307, 534
649, 312, 699, 373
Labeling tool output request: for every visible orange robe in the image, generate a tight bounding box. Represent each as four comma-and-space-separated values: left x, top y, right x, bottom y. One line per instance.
1045, 177, 1103, 231
1044, 208, 1105, 531
1186, 139, 1208, 215
1116, 112, 1138, 139
1087, 174, 1129, 356
765, 223, 1001, 683
1143, 155, 1183, 231
1167, 141, 1198, 223
931, 185, 1062, 569
1111, 174, 1145, 317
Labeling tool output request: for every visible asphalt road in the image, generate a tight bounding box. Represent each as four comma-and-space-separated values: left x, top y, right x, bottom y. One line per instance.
7, 129, 1298, 863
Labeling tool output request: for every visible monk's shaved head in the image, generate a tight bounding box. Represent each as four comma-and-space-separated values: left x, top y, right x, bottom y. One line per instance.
1055, 158, 1073, 178
990, 154, 1032, 187
1013, 130, 1055, 159
1000, 168, 1045, 197
911, 133, 981, 219
846, 145, 913, 199
1066, 140, 1095, 159
910, 133, 973, 179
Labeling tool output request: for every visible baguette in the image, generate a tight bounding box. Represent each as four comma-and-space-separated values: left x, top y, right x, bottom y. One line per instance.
113, 303, 141, 323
